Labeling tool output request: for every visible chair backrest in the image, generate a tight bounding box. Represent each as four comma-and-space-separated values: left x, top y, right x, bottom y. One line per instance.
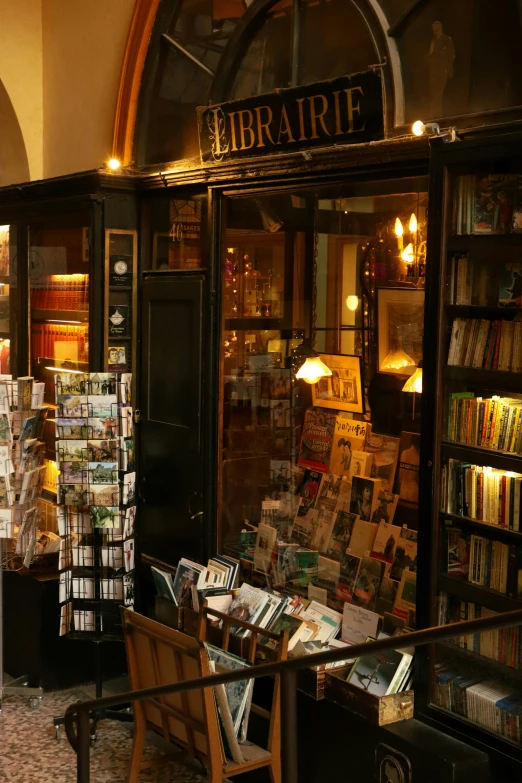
122, 608, 222, 768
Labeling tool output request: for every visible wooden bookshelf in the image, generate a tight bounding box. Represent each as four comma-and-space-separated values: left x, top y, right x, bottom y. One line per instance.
444, 365, 522, 393
440, 511, 522, 542
445, 305, 520, 320
441, 441, 522, 472
31, 308, 89, 323
437, 641, 522, 679
437, 574, 522, 614
447, 234, 522, 251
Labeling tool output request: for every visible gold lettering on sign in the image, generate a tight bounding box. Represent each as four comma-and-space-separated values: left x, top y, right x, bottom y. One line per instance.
296, 98, 307, 141
228, 112, 238, 151
238, 110, 255, 150
277, 104, 295, 144
207, 108, 230, 158
332, 90, 343, 135
254, 105, 275, 147
344, 87, 366, 133
308, 94, 330, 139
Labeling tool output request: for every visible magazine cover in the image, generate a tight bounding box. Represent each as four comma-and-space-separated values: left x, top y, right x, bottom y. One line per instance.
396, 432, 420, 504
370, 521, 401, 564
315, 472, 343, 512
390, 529, 418, 581
365, 432, 400, 491
298, 408, 337, 472
294, 469, 322, 515
498, 262, 522, 307
371, 490, 399, 525
351, 555, 385, 611
326, 509, 358, 561
329, 416, 370, 475
474, 174, 518, 235
350, 476, 382, 521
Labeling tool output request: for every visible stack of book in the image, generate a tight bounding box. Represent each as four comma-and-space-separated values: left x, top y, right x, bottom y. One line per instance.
448, 318, 522, 372
31, 323, 89, 363
152, 555, 239, 612
434, 661, 522, 741
446, 526, 522, 598
31, 274, 89, 310
447, 394, 522, 454
438, 592, 522, 668
442, 459, 522, 528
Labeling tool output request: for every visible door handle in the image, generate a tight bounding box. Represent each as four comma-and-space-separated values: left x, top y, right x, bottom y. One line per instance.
188, 493, 203, 520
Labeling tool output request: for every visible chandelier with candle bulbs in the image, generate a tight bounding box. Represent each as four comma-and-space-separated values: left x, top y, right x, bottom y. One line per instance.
393, 211, 426, 286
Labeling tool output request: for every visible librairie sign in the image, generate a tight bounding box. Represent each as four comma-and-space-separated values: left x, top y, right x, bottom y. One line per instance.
197, 70, 383, 164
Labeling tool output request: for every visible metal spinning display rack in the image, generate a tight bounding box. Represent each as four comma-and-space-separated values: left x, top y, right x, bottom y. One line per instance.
0, 379, 49, 711
52, 372, 136, 740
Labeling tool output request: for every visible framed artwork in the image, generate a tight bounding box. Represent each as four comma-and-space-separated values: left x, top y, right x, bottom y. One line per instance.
311, 354, 363, 413
377, 288, 424, 376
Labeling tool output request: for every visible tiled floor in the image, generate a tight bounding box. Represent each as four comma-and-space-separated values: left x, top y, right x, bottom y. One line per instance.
0, 685, 208, 783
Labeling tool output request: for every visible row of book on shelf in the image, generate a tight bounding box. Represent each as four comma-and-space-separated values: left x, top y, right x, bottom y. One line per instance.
447, 393, 522, 455
438, 592, 522, 669
442, 459, 522, 529
31, 323, 89, 364
448, 256, 521, 309
448, 318, 522, 372
447, 524, 522, 600
452, 173, 522, 236
31, 275, 89, 310
55, 372, 136, 636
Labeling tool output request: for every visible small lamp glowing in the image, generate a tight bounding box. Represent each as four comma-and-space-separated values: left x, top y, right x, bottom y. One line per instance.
394, 217, 404, 250
296, 356, 333, 384
412, 120, 425, 137
346, 295, 359, 311
401, 243, 415, 263
402, 364, 423, 419
409, 213, 418, 234
381, 349, 415, 372
107, 158, 121, 171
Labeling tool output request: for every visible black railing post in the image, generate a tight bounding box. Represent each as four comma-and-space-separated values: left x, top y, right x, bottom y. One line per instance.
281, 668, 299, 783
76, 710, 91, 783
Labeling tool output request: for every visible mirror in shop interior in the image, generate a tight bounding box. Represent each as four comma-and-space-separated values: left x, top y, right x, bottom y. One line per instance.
219, 179, 428, 619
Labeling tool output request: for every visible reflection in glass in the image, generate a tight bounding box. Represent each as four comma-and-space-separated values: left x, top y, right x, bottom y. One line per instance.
220, 181, 428, 580
29, 218, 90, 404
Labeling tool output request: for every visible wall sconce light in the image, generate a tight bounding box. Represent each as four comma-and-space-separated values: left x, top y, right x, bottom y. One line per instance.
107, 158, 121, 171
409, 213, 418, 234
412, 120, 459, 142
346, 295, 359, 311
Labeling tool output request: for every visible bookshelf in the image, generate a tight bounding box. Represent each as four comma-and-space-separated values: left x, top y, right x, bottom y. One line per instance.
419, 133, 522, 762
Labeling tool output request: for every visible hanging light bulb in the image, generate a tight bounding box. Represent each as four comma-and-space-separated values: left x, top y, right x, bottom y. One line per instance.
296, 356, 333, 384
394, 217, 404, 250
346, 295, 359, 311
409, 213, 418, 234
401, 243, 415, 263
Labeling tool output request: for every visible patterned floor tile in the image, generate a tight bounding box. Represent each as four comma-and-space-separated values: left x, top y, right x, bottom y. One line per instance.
0, 688, 208, 783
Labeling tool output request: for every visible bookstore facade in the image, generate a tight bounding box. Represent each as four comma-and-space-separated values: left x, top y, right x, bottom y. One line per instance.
2, 0, 522, 780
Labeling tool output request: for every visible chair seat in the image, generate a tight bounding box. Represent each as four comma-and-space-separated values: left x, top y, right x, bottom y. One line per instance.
224, 743, 272, 774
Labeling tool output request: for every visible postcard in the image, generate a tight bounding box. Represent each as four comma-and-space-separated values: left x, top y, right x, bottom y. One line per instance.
90, 483, 119, 507
87, 395, 118, 419
89, 506, 120, 529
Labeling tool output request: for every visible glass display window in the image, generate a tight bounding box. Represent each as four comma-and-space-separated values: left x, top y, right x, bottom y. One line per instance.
219, 178, 428, 622
29, 214, 90, 404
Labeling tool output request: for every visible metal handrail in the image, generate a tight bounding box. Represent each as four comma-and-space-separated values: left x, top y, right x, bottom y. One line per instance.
65, 607, 522, 783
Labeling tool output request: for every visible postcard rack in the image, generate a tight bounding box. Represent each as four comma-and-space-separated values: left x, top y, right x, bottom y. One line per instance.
55, 372, 135, 641
0, 376, 51, 708
53, 371, 135, 739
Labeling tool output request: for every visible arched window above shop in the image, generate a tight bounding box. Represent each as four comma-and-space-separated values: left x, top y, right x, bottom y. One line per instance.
135, 0, 384, 167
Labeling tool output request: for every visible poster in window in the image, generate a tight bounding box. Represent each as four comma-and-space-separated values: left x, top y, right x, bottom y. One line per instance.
311, 354, 363, 413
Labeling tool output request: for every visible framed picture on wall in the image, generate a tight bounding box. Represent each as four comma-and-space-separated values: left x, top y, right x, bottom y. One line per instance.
377, 288, 424, 376
311, 354, 363, 413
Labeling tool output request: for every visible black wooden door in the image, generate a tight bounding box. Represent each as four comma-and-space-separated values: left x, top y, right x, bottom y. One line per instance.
139, 273, 206, 568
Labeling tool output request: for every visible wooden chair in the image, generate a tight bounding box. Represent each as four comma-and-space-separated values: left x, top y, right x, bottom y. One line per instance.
122, 607, 284, 783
